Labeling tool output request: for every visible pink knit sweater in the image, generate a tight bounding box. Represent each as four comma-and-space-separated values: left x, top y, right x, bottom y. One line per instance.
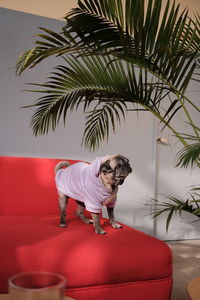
55, 157, 117, 213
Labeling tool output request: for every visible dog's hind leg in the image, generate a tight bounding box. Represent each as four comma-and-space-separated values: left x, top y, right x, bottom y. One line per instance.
75, 201, 93, 224
58, 191, 68, 228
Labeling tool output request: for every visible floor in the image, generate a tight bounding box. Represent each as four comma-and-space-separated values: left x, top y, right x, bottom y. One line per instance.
167, 240, 200, 300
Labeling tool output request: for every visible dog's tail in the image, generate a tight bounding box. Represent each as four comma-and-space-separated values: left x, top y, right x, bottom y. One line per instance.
55, 161, 71, 173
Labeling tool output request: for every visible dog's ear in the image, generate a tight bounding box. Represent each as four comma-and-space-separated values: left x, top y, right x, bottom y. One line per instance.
95, 159, 113, 177
99, 160, 113, 174
127, 163, 132, 174
125, 160, 132, 174
117, 155, 132, 174
118, 155, 130, 163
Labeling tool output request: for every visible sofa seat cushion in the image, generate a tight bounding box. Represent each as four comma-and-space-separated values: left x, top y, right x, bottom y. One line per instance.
0, 214, 172, 293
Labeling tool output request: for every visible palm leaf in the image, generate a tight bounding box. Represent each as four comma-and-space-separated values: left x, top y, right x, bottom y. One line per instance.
21, 55, 159, 147
82, 101, 127, 150
151, 193, 200, 232
16, 0, 200, 92
176, 142, 200, 168
23, 55, 189, 148
176, 125, 200, 168
64, 0, 199, 90
23, 52, 187, 149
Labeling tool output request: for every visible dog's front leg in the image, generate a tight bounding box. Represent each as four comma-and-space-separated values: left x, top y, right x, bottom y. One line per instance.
91, 213, 106, 235
58, 191, 68, 228
107, 207, 122, 229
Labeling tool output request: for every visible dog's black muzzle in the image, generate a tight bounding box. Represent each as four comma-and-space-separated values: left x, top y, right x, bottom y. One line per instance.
114, 176, 125, 185
118, 178, 125, 185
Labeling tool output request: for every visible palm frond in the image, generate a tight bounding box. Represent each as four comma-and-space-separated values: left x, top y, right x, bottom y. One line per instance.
16, 27, 75, 75
82, 101, 127, 150
22, 52, 187, 148
151, 191, 200, 232
16, 0, 200, 93
176, 142, 200, 168
30, 91, 83, 135
176, 125, 200, 168
64, 0, 199, 91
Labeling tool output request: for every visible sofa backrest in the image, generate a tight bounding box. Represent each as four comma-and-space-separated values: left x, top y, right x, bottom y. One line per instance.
0, 156, 81, 215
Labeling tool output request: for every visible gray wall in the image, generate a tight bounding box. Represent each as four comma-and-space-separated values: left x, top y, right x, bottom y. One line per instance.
1, 8, 199, 240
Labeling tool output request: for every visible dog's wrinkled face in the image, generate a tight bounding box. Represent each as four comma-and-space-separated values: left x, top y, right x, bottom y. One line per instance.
100, 155, 132, 190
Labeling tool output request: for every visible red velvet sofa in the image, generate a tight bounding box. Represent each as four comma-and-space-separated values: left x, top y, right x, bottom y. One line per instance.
0, 156, 173, 299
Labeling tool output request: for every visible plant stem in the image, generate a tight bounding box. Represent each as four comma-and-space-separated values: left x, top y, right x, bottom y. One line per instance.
175, 92, 200, 139
139, 104, 189, 147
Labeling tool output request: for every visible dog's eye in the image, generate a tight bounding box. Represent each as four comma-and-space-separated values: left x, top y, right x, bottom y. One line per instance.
106, 170, 114, 174
116, 164, 122, 170
116, 175, 125, 179
102, 168, 113, 174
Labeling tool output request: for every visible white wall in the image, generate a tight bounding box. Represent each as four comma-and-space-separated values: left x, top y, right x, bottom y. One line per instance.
0, 7, 199, 240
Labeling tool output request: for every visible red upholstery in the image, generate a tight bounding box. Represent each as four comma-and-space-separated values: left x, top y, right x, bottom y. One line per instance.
0, 157, 79, 215
0, 156, 173, 299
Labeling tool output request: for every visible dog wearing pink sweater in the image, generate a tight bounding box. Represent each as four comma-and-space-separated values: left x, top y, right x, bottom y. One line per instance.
55, 155, 132, 234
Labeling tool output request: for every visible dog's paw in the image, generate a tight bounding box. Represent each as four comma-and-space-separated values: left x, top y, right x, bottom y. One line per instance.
59, 223, 67, 228
95, 228, 107, 235
88, 219, 94, 224
82, 217, 94, 224
111, 222, 122, 229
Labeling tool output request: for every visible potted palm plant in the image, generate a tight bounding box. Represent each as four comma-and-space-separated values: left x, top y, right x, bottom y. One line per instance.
16, 0, 200, 229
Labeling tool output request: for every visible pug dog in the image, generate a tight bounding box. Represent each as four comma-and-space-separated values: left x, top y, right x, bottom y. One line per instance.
55, 155, 132, 235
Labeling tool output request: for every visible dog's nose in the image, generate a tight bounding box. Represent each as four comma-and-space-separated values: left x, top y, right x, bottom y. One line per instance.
118, 179, 125, 185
